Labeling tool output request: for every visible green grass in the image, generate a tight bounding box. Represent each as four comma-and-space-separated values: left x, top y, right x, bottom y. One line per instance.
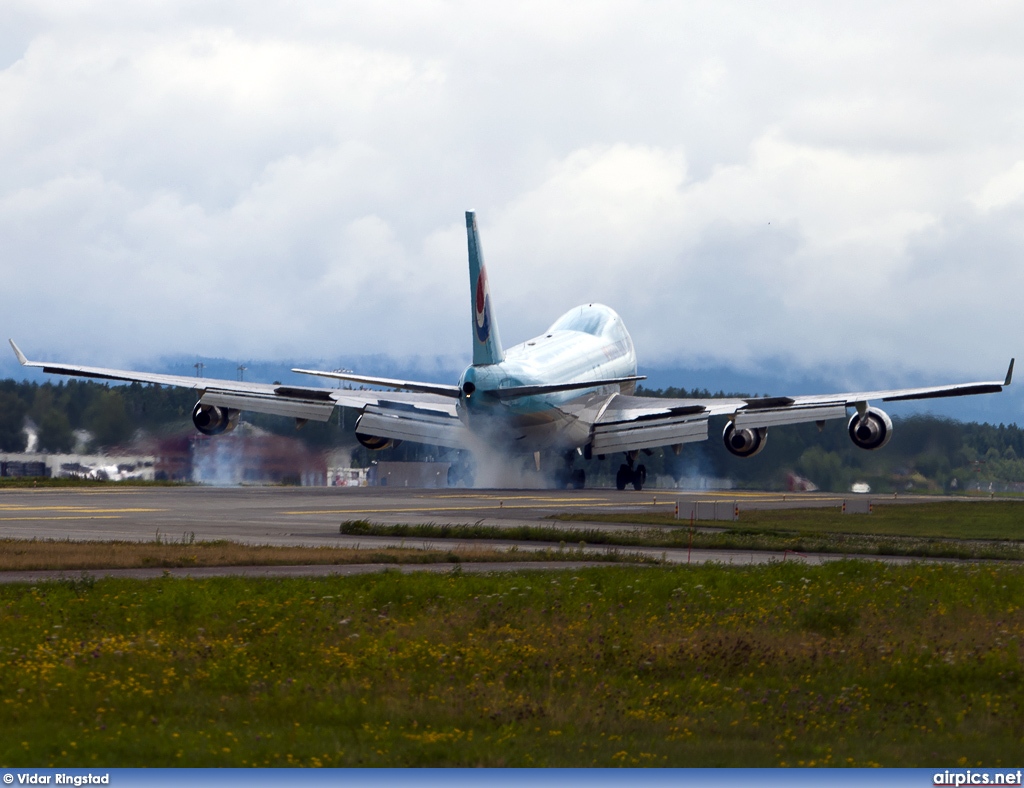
1, 563, 1023, 766
341, 506, 1024, 561
0, 537, 657, 572
553, 501, 1024, 539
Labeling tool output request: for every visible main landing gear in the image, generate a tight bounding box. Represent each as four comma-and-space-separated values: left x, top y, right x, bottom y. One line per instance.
615, 451, 647, 491
446, 452, 474, 488
555, 450, 586, 490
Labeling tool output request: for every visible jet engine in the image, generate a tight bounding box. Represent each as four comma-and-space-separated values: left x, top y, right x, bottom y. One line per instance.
723, 422, 768, 458
356, 432, 402, 451
848, 407, 892, 450
192, 402, 240, 436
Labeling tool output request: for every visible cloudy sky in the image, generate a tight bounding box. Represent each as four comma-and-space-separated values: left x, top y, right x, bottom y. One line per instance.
2, 1, 1023, 392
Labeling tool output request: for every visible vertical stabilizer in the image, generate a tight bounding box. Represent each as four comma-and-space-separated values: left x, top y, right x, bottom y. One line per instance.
466, 211, 505, 365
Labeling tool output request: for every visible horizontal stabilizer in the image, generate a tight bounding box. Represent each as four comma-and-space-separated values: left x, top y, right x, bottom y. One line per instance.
487, 376, 646, 401
292, 368, 462, 398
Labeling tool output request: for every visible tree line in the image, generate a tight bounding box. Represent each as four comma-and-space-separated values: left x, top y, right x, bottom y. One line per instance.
0, 379, 353, 454
1, 378, 1022, 491
631, 384, 1024, 492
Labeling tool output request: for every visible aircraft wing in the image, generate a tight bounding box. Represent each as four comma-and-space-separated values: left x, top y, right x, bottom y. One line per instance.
8, 340, 462, 430
591, 360, 1014, 453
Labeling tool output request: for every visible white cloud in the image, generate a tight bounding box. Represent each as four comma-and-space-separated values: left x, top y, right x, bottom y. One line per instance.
973, 161, 1024, 212
1, 0, 1023, 385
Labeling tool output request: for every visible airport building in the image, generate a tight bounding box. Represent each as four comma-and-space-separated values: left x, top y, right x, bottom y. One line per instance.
0, 452, 156, 480
2, 425, 327, 486
145, 428, 328, 486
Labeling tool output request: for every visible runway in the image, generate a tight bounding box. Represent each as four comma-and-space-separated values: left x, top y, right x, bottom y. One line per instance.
0, 484, 932, 542
0, 485, 960, 576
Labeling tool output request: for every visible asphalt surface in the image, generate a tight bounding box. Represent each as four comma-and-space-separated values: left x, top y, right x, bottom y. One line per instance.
0, 484, 936, 535
0, 485, 991, 579
0, 484, 936, 543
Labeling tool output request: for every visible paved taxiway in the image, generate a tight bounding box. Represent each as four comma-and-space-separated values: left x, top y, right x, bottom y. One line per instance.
0, 485, 970, 578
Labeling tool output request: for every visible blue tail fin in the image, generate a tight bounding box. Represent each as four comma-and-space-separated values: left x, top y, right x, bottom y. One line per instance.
466, 211, 505, 365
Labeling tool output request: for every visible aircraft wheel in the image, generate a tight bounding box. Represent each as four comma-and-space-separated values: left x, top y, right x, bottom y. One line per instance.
615, 465, 630, 491
572, 469, 586, 490
447, 464, 473, 488
632, 464, 647, 492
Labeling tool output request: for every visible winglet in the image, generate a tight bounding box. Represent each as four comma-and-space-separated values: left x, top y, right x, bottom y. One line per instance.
9, 339, 29, 366
1006, 358, 1015, 387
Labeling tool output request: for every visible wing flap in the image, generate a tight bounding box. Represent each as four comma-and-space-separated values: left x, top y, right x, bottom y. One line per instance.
355, 404, 470, 450
201, 390, 337, 422
592, 413, 709, 453
734, 403, 847, 428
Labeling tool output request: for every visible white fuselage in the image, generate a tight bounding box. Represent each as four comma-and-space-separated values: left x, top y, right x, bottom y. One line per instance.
457, 304, 638, 452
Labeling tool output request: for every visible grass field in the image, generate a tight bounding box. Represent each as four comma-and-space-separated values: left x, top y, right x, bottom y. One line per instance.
553, 501, 1024, 540
1, 562, 1023, 767
341, 500, 1024, 560
0, 537, 653, 572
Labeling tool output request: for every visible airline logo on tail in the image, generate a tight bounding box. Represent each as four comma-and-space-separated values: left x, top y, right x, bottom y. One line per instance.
474, 266, 492, 344
467, 210, 504, 366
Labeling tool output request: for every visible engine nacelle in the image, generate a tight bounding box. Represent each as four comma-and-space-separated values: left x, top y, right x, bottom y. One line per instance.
848, 407, 893, 450
723, 422, 768, 458
356, 432, 402, 451
192, 402, 240, 436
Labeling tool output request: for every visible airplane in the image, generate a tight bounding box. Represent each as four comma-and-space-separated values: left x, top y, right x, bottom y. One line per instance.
9, 211, 1015, 491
